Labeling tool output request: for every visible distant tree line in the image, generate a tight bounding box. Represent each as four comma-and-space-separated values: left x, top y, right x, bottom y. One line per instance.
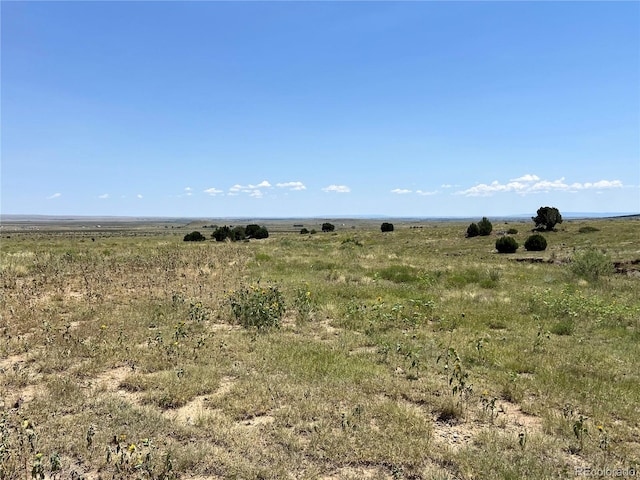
184, 224, 269, 242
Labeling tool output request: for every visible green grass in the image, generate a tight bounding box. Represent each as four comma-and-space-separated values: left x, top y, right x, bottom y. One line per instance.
1, 217, 639, 478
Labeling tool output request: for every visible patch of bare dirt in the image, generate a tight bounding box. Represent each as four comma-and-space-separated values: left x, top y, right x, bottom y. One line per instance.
236, 414, 275, 428
0, 352, 29, 372
432, 399, 543, 452
319, 465, 386, 479
92, 366, 142, 405
348, 346, 377, 356
163, 395, 208, 425
162, 376, 237, 426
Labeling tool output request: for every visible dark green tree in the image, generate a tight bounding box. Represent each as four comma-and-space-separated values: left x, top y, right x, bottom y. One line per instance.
524, 234, 547, 251
466, 223, 480, 238
241, 224, 269, 239
230, 226, 246, 241
381, 222, 394, 232
322, 223, 335, 232
245, 224, 262, 238
532, 206, 563, 231
183, 231, 206, 242
300, 228, 309, 235
495, 236, 519, 253
252, 226, 269, 239
478, 217, 493, 236
212, 226, 231, 242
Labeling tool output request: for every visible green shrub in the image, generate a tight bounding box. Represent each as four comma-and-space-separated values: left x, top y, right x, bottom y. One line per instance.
495, 236, 518, 253
300, 228, 309, 235
524, 234, 547, 251
570, 248, 613, 281
447, 268, 500, 288
247, 224, 269, 239
381, 222, 394, 232
550, 318, 575, 336
230, 226, 246, 241
507, 228, 518, 235
466, 223, 480, 238
322, 223, 335, 232
183, 231, 206, 242
212, 226, 231, 242
376, 265, 419, 284
478, 217, 493, 236
228, 284, 285, 329
578, 226, 600, 233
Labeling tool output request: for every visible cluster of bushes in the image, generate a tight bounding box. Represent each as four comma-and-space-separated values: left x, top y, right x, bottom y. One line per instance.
213, 224, 269, 242
184, 224, 269, 242
466, 217, 493, 237
495, 233, 548, 254
300, 228, 317, 235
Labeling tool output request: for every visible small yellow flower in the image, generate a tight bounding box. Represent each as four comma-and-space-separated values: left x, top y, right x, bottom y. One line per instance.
377, 296, 383, 303
306, 291, 311, 297
482, 390, 489, 396
128, 443, 136, 452
119, 434, 127, 442
100, 324, 107, 330
597, 425, 604, 432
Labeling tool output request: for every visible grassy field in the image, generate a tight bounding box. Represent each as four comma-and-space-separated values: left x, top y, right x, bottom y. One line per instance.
1, 217, 639, 479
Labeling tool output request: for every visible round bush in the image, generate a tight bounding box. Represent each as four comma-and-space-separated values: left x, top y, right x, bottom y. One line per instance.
524, 234, 547, 251
495, 236, 519, 253
183, 231, 206, 242
466, 223, 479, 238
381, 222, 394, 232
478, 217, 493, 236
507, 228, 518, 235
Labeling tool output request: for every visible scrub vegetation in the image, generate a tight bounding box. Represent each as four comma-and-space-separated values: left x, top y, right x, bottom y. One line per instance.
1, 217, 638, 479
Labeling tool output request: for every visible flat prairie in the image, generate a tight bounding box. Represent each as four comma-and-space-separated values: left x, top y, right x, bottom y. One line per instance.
1, 217, 638, 479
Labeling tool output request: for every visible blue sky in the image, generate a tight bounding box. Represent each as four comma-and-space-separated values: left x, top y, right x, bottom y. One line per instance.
2, 1, 639, 218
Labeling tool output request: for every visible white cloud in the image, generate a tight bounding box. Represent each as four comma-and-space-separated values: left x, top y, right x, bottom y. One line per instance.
456, 175, 625, 197
46, 193, 62, 200
322, 185, 351, 193
416, 190, 438, 196
185, 187, 192, 191
391, 188, 412, 194
98, 193, 109, 199
229, 180, 272, 196
510, 174, 540, 182
137, 194, 143, 199
204, 187, 223, 196
276, 181, 306, 191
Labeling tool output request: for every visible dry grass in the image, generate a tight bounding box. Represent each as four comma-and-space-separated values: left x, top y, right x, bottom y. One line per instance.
1, 217, 639, 479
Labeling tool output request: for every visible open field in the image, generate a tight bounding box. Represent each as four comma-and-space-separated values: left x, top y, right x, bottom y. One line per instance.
1, 217, 639, 479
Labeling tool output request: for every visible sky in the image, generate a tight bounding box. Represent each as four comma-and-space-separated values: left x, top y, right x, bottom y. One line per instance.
2, 1, 639, 218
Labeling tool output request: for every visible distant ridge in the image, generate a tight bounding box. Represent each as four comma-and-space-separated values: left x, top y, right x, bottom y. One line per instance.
1, 212, 638, 223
